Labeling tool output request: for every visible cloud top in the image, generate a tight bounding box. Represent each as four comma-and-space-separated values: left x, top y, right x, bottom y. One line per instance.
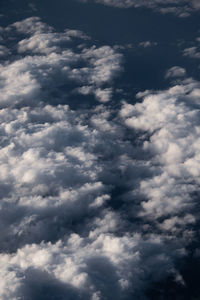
80, 0, 200, 17
0, 16, 200, 299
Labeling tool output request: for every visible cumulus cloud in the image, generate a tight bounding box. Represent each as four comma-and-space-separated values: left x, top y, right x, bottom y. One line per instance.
0, 18, 142, 299
0, 17, 122, 108
80, 0, 200, 17
120, 78, 200, 221
0, 218, 185, 300
1, 16, 200, 300
0, 99, 181, 299
165, 66, 186, 78
0, 19, 123, 248
10, 17, 53, 35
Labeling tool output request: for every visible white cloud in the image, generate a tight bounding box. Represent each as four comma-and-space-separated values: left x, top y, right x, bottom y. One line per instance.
17, 29, 89, 55
0, 19, 124, 259
10, 17, 52, 35
0, 16, 200, 300
80, 45, 123, 86
0, 230, 182, 299
120, 78, 200, 220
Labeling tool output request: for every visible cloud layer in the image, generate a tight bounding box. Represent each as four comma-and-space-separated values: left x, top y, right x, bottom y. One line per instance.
0, 16, 200, 299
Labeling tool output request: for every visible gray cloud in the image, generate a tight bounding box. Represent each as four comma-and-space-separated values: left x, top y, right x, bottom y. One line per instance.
0, 101, 179, 299
0, 16, 200, 300
165, 66, 186, 78
183, 37, 200, 69
139, 41, 158, 48
80, 0, 200, 17
0, 17, 122, 108
183, 47, 200, 59
1, 230, 181, 300
120, 78, 200, 221
0, 45, 10, 57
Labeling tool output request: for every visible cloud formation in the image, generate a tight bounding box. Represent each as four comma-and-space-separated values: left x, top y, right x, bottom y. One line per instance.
0, 16, 200, 299
120, 77, 200, 221
165, 66, 186, 78
80, 0, 200, 17
0, 17, 122, 108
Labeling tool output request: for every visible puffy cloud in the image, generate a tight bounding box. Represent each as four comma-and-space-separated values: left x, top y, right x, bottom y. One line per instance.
0, 17, 124, 250
0, 229, 184, 300
0, 92, 183, 298
80, 0, 200, 17
1, 16, 200, 300
10, 16, 53, 35
165, 66, 186, 78
120, 78, 200, 221
0, 18, 122, 108
80, 45, 123, 86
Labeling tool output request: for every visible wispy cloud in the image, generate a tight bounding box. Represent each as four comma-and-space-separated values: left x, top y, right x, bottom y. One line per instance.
80, 0, 200, 17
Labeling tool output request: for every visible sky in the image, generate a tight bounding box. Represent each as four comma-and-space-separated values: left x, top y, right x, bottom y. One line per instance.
0, 0, 200, 299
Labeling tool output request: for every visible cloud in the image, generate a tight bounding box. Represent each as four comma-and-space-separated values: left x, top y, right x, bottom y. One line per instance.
0, 229, 184, 300
77, 86, 113, 102
139, 41, 158, 48
165, 66, 186, 78
0, 105, 112, 254
183, 37, 200, 59
0, 17, 123, 249
10, 16, 53, 35
1, 16, 200, 300
120, 78, 200, 221
79, 0, 200, 17
0, 45, 10, 57
0, 88, 181, 298
183, 47, 200, 59
0, 18, 122, 108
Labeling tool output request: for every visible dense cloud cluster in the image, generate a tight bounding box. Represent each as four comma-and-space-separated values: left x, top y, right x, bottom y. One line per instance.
80, 0, 200, 17
0, 17, 122, 107
1, 17, 200, 299
120, 78, 200, 220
